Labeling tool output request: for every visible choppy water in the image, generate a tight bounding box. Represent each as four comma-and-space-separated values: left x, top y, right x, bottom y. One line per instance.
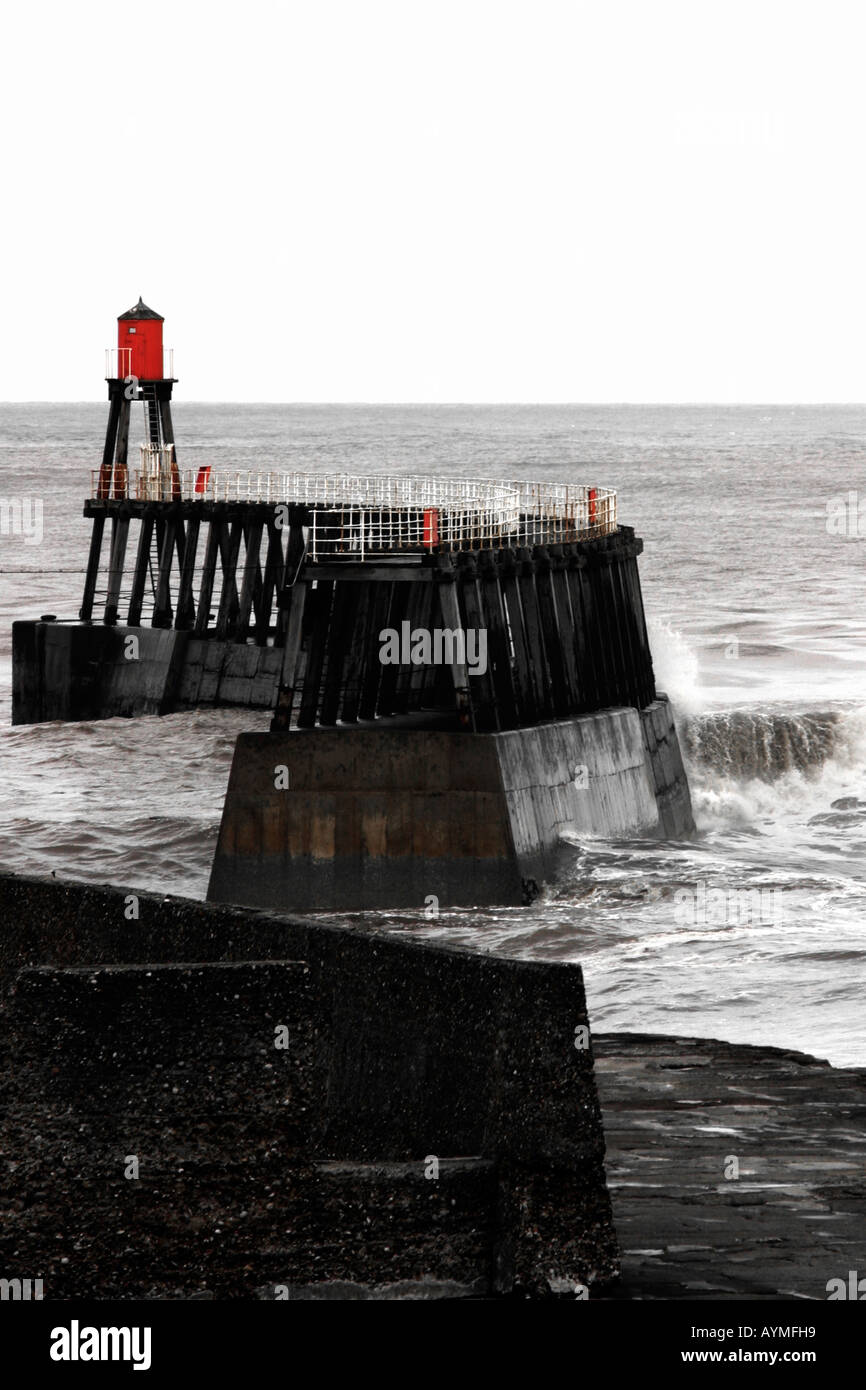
1, 403, 865, 1065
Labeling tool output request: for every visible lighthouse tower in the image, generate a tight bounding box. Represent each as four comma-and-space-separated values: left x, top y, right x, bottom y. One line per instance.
97, 298, 177, 501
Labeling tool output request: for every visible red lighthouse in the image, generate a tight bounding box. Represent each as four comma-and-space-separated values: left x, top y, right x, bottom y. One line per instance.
117, 297, 165, 381
97, 298, 178, 508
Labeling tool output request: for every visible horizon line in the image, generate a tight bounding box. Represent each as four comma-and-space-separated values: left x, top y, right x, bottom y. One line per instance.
2, 399, 866, 408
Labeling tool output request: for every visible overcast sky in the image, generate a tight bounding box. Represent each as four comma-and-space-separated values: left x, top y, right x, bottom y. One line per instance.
4, 1, 864, 402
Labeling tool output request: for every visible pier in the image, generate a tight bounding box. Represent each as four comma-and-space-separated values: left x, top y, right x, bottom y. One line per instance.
73, 466, 653, 733
11, 301, 694, 911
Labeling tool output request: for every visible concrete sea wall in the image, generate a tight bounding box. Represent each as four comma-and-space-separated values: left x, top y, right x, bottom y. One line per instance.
0, 871, 618, 1299
208, 696, 694, 912
12, 620, 280, 723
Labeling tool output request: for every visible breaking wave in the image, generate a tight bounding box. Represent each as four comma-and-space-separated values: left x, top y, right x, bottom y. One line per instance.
683, 707, 848, 781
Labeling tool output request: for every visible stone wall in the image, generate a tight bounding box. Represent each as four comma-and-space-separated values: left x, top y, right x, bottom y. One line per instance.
12, 621, 280, 724
0, 871, 618, 1299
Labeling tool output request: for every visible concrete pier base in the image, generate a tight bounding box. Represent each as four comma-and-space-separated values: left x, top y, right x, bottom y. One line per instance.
12, 620, 282, 723
208, 697, 693, 912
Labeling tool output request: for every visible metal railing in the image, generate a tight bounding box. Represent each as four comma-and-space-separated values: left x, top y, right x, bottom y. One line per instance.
104, 347, 175, 379
88, 467, 618, 553
516, 481, 617, 545
307, 498, 520, 560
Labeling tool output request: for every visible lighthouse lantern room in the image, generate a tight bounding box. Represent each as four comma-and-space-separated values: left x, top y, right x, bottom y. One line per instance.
116, 297, 165, 381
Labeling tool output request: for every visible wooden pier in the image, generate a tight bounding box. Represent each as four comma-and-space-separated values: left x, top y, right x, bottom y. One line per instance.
77, 472, 655, 734
38, 299, 660, 737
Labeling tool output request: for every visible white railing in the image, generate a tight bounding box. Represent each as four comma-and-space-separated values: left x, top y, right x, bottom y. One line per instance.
105, 348, 133, 379
104, 347, 175, 380
516, 482, 617, 545
307, 499, 520, 559
89, 467, 618, 551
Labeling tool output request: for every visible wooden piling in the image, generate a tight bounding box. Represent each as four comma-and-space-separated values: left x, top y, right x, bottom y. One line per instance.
175, 515, 200, 631
436, 576, 474, 730
194, 520, 221, 637
478, 550, 519, 729
567, 552, 603, 711
152, 513, 177, 628
358, 582, 393, 720
549, 545, 582, 714
392, 577, 428, 717
113, 397, 131, 499
271, 582, 308, 731
79, 512, 106, 621
297, 581, 335, 728
319, 581, 361, 726
103, 514, 130, 625
498, 549, 537, 725
127, 514, 154, 627
215, 518, 243, 641
456, 554, 498, 731
255, 518, 285, 646
339, 583, 371, 724
376, 582, 410, 719
235, 517, 264, 643
516, 549, 554, 722
97, 397, 122, 501
533, 547, 571, 719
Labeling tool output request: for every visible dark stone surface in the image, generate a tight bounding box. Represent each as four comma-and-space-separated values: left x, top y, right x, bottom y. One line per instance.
594, 1033, 866, 1300
2, 872, 857, 1300
0, 871, 617, 1299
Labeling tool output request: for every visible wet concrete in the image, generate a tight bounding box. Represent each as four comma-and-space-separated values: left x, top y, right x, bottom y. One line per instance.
594, 1033, 866, 1301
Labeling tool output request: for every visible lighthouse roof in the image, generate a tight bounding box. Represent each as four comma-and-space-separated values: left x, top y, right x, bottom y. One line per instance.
118, 297, 164, 322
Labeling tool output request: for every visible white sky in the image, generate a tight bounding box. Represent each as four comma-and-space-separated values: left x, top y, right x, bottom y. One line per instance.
3, 1, 865, 402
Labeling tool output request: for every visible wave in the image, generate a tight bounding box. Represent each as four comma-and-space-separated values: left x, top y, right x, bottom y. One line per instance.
679, 703, 866, 841
647, 618, 702, 716
684, 707, 848, 781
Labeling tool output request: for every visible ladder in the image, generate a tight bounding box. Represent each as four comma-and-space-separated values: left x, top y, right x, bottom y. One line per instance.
140, 383, 161, 448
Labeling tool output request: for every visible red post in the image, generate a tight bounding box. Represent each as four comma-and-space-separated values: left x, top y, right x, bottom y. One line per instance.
194, 465, 212, 496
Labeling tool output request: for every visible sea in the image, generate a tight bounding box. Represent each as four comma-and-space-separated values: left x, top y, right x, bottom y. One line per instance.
1, 403, 864, 1066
